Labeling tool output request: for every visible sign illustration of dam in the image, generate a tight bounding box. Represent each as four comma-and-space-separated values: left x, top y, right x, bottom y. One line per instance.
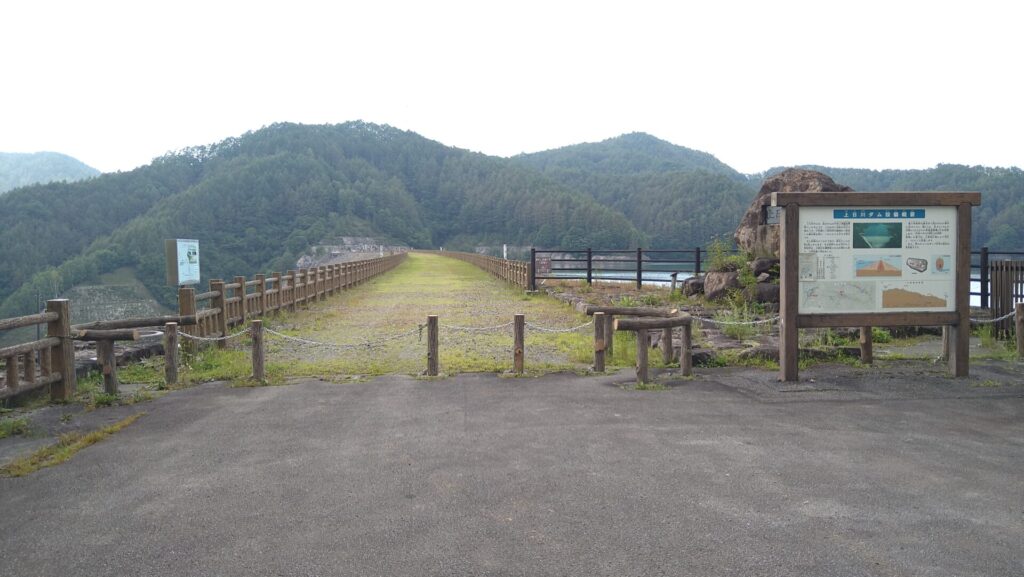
852, 222, 902, 249
855, 256, 902, 277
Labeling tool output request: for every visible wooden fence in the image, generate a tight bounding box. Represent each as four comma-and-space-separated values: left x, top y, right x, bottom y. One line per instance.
0, 253, 407, 400
0, 300, 75, 401
990, 259, 1024, 336
179, 253, 407, 345
436, 251, 531, 289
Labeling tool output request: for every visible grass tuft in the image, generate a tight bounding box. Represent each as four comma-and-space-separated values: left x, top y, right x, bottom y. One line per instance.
0, 416, 30, 439
0, 413, 144, 477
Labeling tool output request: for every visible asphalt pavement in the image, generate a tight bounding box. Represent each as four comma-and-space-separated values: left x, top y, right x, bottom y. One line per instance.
2, 360, 1022, 576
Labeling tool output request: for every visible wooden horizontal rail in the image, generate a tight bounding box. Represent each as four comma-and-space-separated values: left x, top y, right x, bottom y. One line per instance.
224, 282, 242, 290
0, 372, 62, 400
72, 315, 196, 331
614, 316, 691, 331
0, 311, 59, 332
72, 328, 140, 341
772, 191, 981, 207
0, 337, 60, 358
584, 306, 678, 317
195, 291, 219, 301
197, 308, 222, 320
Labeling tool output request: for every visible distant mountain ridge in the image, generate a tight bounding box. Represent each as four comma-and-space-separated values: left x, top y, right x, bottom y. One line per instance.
515, 132, 745, 180
0, 151, 100, 193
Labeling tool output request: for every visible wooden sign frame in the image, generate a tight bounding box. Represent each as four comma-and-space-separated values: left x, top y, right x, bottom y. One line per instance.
771, 192, 981, 381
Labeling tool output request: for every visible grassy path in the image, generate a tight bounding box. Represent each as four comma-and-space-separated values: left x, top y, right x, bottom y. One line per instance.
265, 252, 597, 378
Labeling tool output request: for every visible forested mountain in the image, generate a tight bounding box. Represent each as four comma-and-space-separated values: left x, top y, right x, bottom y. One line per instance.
0, 152, 100, 193
515, 133, 745, 180
0, 122, 644, 318
760, 165, 1024, 250
515, 134, 755, 248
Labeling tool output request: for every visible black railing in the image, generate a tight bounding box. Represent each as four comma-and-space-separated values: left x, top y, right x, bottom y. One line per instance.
526, 245, 1024, 304
529, 248, 707, 290
971, 247, 1024, 307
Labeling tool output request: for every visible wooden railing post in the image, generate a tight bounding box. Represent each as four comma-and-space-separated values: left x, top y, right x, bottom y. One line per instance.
252, 320, 265, 383
178, 287, 197, 356
680, 322, 692, 376
694, 246, 702, 276
210, 279, 228, 348
255, 274, 267, 317
97, 339, 118, 395
234, 275, 247, 325
636, 328, 649, 384
593, 312, 605, 372
604, 314, 615, 358
661, 327, 673, 364
860, 326, 873, 364
286, 270, 297, 311
426, 315, 439, 376
272, 272, 282, 312
529, 248, 537, 291
164, 322, 178, 387
513, 313, 525, 374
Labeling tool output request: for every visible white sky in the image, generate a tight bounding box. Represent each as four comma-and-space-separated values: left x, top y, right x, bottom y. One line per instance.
2, 0, 1021, 174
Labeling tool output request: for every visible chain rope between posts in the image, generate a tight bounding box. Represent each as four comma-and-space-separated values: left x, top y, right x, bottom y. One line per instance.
524, 320, 594, 333
179, 327, 252, 343
263, 326, 421, 351
441, 321, 515, 333
969, 310, 1018, 324
691, 315, 780, 326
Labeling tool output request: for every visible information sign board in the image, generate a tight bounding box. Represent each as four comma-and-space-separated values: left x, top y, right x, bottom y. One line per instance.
798, 206, 956, 313
165, 239, 200, 286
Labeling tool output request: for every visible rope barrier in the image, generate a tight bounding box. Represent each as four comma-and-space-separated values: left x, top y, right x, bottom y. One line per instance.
441, 321, 515, 333
969, 310, 1018, 324
524, 320, 594, 333
264, 326, 421, 351
179, 327, 251, 343
692, 315, 780, 326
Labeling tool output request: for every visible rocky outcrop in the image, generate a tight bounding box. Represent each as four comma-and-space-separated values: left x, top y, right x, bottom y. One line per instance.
734, 168, 853, 258
704, 271, 740, 301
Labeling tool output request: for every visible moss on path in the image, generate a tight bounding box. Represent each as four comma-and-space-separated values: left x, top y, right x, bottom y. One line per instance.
265, 253, 597, 378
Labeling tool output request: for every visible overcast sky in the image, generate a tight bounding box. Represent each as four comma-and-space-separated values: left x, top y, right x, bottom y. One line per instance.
2, 0, 1021, 174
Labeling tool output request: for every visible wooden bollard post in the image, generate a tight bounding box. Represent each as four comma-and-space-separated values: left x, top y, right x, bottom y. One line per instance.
164, 322, 178, 387
97, 339, 118, 395
593, 312, 605, 372
661, 327, 673, 365
513, 313, 525, 374
636, 328, 649, 384
859, 326, 873, 364
426, 315, 439, 376
681, 323, 692, 376
46, 299, 75, 400
251, 320, 265, 383
1016, 302, 1024, 359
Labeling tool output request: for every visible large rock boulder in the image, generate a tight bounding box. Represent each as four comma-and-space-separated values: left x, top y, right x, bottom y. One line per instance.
704, 271, 740, 301
734, 168, 853, 258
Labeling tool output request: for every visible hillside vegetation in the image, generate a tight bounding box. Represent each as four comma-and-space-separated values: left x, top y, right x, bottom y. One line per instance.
0, 152, 100, 193
1, 122, 1021, 321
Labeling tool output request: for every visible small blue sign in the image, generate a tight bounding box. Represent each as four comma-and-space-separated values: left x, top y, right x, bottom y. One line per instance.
833, 209, 925, 219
